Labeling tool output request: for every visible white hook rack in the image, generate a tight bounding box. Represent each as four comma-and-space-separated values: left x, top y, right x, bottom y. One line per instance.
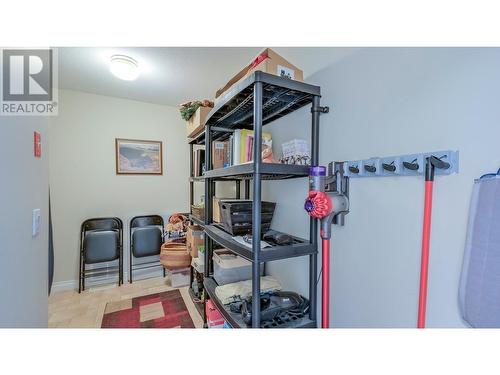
343, 150, 459, 178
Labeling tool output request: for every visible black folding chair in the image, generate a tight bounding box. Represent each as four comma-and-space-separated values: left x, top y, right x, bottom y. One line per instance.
79, 217, 123, 293
129, 215, 166, 283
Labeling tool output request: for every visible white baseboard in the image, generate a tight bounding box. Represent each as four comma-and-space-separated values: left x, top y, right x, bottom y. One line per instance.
51, 268, 165, 293
51, 279, 79, 292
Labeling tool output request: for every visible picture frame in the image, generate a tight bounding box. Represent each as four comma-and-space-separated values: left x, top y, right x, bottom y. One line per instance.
115, 138, 163, 175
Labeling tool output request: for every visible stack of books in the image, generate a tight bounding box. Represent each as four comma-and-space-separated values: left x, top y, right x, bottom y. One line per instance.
206, 130, 273, 171
227, 129, 272, 166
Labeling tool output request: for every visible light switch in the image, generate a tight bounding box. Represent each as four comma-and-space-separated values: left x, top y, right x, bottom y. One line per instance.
32, 209, 41, 237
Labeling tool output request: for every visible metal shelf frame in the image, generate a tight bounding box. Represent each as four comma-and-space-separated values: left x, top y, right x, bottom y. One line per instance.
204, 224, 317, 262
188, 137, 245, 328
202, 72, 323, 328
188, 130, 206, 145
204, 162, 310, 181
188, 214, 205, 227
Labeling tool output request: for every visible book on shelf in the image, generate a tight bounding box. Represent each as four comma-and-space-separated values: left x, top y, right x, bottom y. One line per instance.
206, 129, 273, 170
212, 141, 230, 169
235, 129, 272, 164
227, 136, 233, 167
193, 149, 205, 177
233, 129, 241, 165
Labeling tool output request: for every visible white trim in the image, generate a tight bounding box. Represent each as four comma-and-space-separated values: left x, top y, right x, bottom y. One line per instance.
50, 268, 166, 293
51, 279, 78, 292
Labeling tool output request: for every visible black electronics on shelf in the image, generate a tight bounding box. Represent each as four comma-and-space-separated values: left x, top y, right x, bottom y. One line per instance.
199, 71, 325, 328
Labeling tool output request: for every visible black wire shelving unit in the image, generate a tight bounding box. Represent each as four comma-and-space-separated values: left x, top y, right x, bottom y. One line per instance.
199, 71, 324, 328
187, 130, 247, 318
187, 135, 202, 313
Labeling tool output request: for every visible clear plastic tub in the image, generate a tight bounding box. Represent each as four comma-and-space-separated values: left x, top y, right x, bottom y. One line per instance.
213, 249, 264, 285
169, 267, 190, 288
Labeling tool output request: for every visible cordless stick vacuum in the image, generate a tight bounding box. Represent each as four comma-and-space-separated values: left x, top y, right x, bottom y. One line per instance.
417, 155, 450, 328
304, 164, 349, 328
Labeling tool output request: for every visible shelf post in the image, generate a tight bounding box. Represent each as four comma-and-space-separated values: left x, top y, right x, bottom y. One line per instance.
309, 95, 320, 323
244, 180, 250, 199
189, 142, 194, 206
236, 180, 241, 199
203, 126, 213, 278
203, 125, 212, 328
189, 141, 195, 295
251, 81, 263, 328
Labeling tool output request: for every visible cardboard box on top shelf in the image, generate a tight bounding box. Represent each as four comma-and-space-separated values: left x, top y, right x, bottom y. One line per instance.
186, 106, 212, 138
215, 48, 304, 102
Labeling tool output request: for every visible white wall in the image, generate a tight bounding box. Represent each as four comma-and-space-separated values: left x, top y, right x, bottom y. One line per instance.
0, 116, 49, 327
263, 48, 500, 327
49, 90, 190, 286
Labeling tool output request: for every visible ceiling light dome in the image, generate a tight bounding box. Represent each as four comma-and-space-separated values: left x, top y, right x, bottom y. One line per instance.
110, 55, 139, 81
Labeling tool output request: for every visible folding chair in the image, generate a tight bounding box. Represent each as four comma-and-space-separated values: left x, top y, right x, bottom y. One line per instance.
129, 215, 166, 283
79, 217, 123, 293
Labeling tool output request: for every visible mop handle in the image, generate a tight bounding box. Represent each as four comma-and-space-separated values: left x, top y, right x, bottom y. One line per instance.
418, 180, 433, 328
417, 156, 450, 328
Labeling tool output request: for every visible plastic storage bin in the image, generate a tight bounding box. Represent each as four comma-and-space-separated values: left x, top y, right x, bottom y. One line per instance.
169, 267, 190, 288
191, 256, 204, 274
213, 249, 264, 285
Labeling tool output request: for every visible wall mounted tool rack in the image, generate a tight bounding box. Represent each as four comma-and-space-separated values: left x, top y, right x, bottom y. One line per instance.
342, 150, 459, 178
336, 149, 459, 328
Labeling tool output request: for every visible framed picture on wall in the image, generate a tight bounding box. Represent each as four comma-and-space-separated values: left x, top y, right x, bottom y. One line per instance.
115, 138, 163, 175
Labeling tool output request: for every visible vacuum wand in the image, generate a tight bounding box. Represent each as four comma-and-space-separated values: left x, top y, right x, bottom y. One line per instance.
304, 166, 349, 328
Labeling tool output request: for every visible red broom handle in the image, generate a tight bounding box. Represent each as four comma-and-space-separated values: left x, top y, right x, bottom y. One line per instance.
322, 238, 330, 328
418, 180, 434, 328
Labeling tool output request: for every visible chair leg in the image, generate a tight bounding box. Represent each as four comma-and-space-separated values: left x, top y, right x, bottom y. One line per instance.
119, 230, 123, 286
129, 250, 133, 284
78, 254, 82, 294
119, 247, 123, 286
163, 267, 166, 278
81, 262, 85, 292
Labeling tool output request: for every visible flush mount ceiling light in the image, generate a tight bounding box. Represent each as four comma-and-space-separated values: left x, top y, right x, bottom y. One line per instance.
109, 55, 140, 81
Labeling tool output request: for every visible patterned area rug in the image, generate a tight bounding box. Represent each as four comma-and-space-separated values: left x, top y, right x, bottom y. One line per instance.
101, 289, 195, 328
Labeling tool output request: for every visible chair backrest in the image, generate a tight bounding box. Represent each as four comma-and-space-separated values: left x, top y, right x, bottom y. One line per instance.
130, 215, 164, 258
130, 215, 163, 229
82, 217, 122, 233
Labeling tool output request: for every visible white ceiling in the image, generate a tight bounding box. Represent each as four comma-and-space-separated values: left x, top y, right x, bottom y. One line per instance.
58, 47, 358, 106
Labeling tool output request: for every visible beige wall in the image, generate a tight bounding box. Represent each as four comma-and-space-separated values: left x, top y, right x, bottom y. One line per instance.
49, 90, 189, 285
0, 115, 49, 327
